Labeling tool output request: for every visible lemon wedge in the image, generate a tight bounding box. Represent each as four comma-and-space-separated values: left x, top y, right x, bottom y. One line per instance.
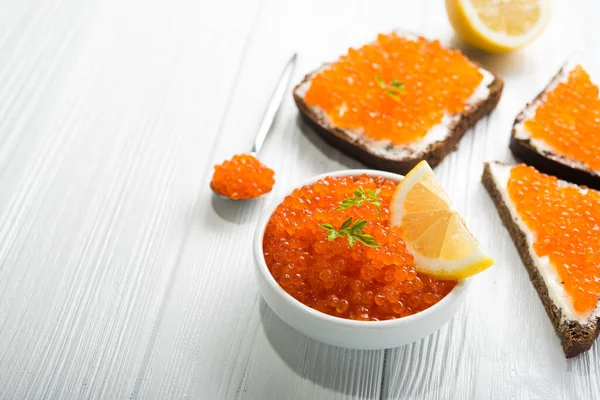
389, 161, 493, 279
446, 0, 551, 53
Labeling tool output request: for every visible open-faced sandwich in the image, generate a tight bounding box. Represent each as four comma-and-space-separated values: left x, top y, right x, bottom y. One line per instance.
294, 32, 503, 174
510, 59, 600, 189
483, 161, 600, 357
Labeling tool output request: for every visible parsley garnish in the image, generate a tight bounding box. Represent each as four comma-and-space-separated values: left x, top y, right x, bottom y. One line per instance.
320, 217, 380, 248
375, 76, 405, 102
337, 186, 381, 217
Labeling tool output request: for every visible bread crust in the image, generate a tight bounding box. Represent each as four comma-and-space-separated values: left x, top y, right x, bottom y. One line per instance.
510, 65, 600, 190
293, 64, 503, 175
482, 162, 600, 358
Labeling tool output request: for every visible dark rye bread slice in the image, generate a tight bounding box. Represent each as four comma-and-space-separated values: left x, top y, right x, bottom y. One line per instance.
294, 59, 503, 175
510, 62, 600, 190
482, 161, 600, 358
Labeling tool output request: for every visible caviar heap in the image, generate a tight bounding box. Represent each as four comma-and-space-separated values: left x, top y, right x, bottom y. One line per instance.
508, 164, 600, 314
304, 33, 484, 145
524, 65, 600, 170
263, 175, 457, 321
211, 154, 275, 200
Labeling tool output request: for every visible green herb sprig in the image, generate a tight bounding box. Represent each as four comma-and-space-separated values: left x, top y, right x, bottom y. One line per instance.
375, 76, 405, 102
320, 217, 379, 248
337, 186, 381, 217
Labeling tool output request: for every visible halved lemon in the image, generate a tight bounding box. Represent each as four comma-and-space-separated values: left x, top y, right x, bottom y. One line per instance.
446, 0, 551, 53
389, 161, 493, 280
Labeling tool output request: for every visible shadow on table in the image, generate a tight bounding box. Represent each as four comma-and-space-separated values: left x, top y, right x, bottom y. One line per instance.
294, 115, 366, 171
259, 298, 385, 398
449, 35, 535, 78
260, 296, 462, 399
209, 191, 267, 225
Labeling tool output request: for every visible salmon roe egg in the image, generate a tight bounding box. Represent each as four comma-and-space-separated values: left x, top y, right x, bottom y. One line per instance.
211, 154, 275, 200
508, 164, 600, 314
262, 175, 457, 321
304, 33, 483, 145
524, 65, 600, 170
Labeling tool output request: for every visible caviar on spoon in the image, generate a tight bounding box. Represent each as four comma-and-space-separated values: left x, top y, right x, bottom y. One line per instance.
211, 54, 297, 200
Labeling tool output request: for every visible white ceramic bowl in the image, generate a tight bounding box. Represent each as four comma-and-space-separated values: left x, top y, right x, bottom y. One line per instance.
253, 169, 469, 349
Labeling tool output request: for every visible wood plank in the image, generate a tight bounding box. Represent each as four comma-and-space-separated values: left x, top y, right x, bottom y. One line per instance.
0, 0, 598, 398
0, 0, 259, 398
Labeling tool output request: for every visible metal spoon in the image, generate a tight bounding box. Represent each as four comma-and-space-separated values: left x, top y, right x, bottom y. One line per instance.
211, 53, 297, 200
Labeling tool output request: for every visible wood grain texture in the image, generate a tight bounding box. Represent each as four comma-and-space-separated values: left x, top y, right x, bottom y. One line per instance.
0, 0, 599, 399
0, 0, 265, 397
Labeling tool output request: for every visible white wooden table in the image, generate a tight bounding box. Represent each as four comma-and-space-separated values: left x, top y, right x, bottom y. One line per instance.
1, 0, 599, 398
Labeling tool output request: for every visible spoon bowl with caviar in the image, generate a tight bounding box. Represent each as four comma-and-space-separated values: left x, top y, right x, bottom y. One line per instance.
210, 54, 297, 201
253, 164, 492, 349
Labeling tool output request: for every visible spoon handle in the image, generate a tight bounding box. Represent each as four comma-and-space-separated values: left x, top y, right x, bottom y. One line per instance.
251, 53, 297, 155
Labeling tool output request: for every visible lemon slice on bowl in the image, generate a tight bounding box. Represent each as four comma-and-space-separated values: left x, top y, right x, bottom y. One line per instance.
389, 161, 493, 279
446, 0, 551, 53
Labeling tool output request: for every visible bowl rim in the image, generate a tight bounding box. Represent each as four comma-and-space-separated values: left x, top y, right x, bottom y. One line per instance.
253, 168, 469, 328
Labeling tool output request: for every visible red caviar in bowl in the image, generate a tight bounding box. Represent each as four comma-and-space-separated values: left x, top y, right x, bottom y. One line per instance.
211, 154, 275, 200
262, 175, 457, 321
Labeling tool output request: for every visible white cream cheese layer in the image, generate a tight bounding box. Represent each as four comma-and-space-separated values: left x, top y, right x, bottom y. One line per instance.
513, 57, 600, 175
488, 162, 600, 324
296, 66, 494, 160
